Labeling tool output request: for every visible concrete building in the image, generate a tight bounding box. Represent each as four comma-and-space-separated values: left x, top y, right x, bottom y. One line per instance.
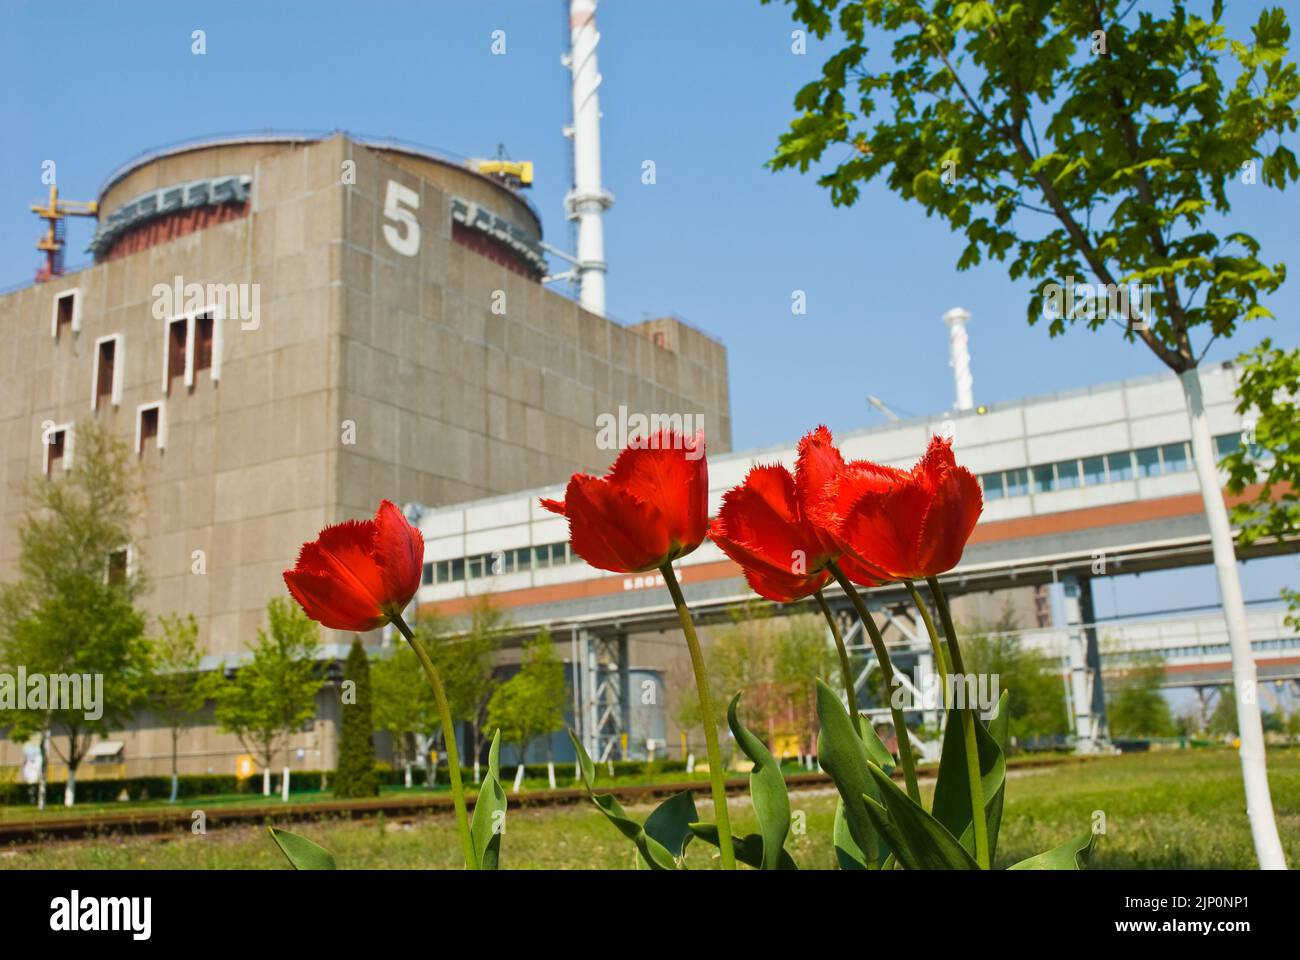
0, 132, 731, 777
414, 365, 1295, 760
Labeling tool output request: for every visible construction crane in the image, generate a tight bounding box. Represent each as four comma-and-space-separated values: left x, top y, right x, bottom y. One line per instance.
31, 183, 98, 282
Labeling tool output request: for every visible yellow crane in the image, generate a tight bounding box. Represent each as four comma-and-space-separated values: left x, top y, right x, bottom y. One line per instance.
31, 183, 98, 282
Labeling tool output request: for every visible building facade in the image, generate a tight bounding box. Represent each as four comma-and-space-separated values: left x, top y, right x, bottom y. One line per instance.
0, 133, 731, 777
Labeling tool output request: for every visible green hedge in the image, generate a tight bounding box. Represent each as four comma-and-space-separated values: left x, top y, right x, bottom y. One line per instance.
0, 758, 692, 805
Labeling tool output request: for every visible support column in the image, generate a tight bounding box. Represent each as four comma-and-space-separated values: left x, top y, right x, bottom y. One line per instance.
1053, 573, 1102, 752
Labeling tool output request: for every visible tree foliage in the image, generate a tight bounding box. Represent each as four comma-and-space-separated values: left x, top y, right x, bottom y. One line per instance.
959, 609, 1070, 741
1107, 652, 1176, 737
1222, 339, 1300, 627
334, 638, 378, 798
0, 421, 153, 802
485, 630, 567, 765
148, 613, 221, 781
767, 0, 1299, 372
214, 597, 321, 772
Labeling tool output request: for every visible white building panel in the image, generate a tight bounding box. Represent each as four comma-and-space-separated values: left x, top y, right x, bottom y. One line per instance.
1129, 411, 1191, 448
1026, 421, 1131, 463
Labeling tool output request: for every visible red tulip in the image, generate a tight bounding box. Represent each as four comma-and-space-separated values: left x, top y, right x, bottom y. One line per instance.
708, 464, 833, 602
540, 429, 708, 574
796, 425, 896, 587
283, 499, 424, 631
814, 435, 982, 581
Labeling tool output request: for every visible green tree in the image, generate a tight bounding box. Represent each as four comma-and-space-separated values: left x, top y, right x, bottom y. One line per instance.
214, 597, 321, 796
334, 638, 378, 798
1208, 684, 1240, 736
485, 630, 567, 788
767, 0, 1298, 867
773, 611, 842, 757
0, 421, 153, 808
415, 598, 507, 777
371, 644, 440, 785
960, 610, 1071, 742
1108, 653, 1176, 737
1223, 340, 1300, 630
148, 613, 221, 803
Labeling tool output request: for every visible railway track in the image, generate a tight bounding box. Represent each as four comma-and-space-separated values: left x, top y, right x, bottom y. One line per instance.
0, 754, 1085, 848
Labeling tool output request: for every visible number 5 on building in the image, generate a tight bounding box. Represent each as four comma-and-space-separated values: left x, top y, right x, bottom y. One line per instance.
382, 180, 420, 256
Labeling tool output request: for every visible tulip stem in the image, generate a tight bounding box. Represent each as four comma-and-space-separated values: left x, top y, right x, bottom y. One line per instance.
903, 581, 950, 706
392, 614, 477, 871
828, 562, 921, 805
661, 561, 736, 870
926, 576, 990, 870
814, 590, 860, 723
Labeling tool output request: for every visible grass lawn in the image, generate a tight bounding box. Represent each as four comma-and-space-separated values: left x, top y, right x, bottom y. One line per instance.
2, 748, 1295, 869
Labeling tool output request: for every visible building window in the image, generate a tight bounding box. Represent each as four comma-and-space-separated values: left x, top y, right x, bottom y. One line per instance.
1055, 460, 1081, 490
51, 289, 81, 339
1106, 451, 1134, 481
1215, 433, 1241, 458
422, 562, 434, 586
513, 547, 532, 572
165, 318, 189, 393
92, 334, 123, 410
1135, 446, 1161, 477
1004, 468, 1028, 497
44, 424, 73, 474
1031, 464, 1056, 494
450, 558, 465, 582
194, 313, 215, 374
981, 472, 1005, 501
534, 545, 552, 570
1161, 442, 1190, 473
136, 403, 165, 455
1081, 456, 1106, 486
107, 548, 130, 586
551, 542, 568, 565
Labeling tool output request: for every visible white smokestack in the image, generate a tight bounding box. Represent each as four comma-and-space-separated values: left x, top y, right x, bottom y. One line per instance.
943, 307, 974, 411
565, 0, 614, 317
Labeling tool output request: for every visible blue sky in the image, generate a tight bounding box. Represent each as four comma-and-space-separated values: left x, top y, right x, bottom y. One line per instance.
3, 1, 1297, 614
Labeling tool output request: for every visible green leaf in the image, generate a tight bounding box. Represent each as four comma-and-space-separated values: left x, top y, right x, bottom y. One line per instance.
832, 799, 868, 870
688, 823, 799, 870
931, 691, 1007, 862
727, 692, 791, 870
854, 713, 896, 774
470, 728, 508, 870
815, 679, 886, 867
863, 763, 979, 870
644, 790, 698, 860
567, 729, 680, 870
1009, 832, 1096, 870
268, 827, 336, 870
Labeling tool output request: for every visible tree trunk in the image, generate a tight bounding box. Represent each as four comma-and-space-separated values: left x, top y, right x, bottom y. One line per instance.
1181, 367, 1287, 869
170, 728, 180, 804
36, 730, 49, 811
262, 766, 271, 797
64, 763, 76, 808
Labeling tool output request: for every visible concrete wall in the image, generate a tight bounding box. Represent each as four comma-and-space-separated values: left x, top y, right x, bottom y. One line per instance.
0, 133, 733, 779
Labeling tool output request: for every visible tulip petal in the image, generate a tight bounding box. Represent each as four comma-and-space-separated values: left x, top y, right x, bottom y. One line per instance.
283, 567, 387, 632
742, 565, 832, 604
795, 425, 845, 516
835, 481, 935, 581
914, 465, 983, 576
711, 465, 827, 577
372, 499, 424, 614
606, 429, 708, 553
563, 474, 673, 573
